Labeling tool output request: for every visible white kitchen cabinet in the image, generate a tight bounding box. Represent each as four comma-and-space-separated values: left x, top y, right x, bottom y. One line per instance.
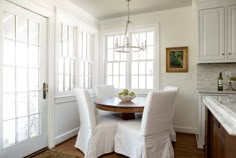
228, 5, 236, 61
199, 8, 225, 62
198, 3, 236, 63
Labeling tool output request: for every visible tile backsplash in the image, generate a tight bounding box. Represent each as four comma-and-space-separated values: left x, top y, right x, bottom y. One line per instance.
197, 64, 236, 89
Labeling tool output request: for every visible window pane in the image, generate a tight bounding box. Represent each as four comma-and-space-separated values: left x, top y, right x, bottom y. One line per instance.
68, 26, 74, 57
113, 63, 119, 75
79, 62, 84, 75
16, 42, 27, 67
3, 13, 15, 39
16, 92, 28, 117
71, 75, 75, 88
132, 62, 138, 75
147, 76, 153, 89
139, 51, 146, 60
139, 32, 146, 45
89, 63, 93, 76
107, 76, 112, 85
139, 76, 145, 89
17, 117, 28, 142
139, 62, 145, 75
132, 52, 139, 60
64, 59, 70, 75
120, 76, 126, 88
64, 75, 70, 91
119, 62, 126, 75
147, 32, 154, 45
62, 25, 68, 56
3, 120, 16, 147
3, 93, 15, 120
29, 91, 38, 114
29, 45, 39, 68
85, 76, 89, 89
107, 36, 113, 49
120, 52, 127, 61
79, 77, 84, 88
16, 16, 27, 42
29, 21, 39, 45
30, 114, 40, 138
85, 62, 89, 75
59, 58, 64, 74
29, 68, 39, 91
132, 76, 138, 89
3, 39, 15, 66
146, 61, 153, 75
71, 60, 74, 75
146, 46, 154, 59
59, 75, 63, 92
107, 49, 113, 61
3, 66, 15, 92
113, 76, 119, 88
114, 51, 120, 61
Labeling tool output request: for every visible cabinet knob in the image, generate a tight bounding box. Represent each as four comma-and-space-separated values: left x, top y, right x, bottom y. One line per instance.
221, 53, 225, 55
229, 52, 232, 55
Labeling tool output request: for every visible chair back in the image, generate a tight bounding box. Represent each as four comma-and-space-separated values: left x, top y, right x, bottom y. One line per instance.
141, 90, 177, 136
74, 88, 96, 130
96, 85, 116, 99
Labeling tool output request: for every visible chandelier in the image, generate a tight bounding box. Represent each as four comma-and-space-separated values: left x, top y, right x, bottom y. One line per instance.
114, 0, 146, 53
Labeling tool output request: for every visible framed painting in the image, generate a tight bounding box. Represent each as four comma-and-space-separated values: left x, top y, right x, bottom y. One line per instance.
166, 47, 188, 72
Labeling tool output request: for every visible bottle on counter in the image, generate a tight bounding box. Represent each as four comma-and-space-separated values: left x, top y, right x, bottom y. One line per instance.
218, 72, 223, 91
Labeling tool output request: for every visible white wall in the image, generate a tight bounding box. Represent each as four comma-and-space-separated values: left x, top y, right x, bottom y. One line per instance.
99, 6, 198, 133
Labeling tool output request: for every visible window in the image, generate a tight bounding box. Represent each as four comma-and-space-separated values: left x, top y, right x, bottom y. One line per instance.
58, 23, 76, 92
57, 18, 95, 95
105, 29, 155, 90
78, 32, 94, 89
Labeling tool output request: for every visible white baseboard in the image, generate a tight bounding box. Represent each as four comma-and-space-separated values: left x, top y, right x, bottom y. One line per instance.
174, 125, 197, 134
55, 127, 79, 145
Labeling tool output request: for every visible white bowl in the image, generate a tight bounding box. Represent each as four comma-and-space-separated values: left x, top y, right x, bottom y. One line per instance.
118, 95, 136, 102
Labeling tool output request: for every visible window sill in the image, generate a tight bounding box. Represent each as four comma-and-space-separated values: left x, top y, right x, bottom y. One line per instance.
55, 89, 96, 104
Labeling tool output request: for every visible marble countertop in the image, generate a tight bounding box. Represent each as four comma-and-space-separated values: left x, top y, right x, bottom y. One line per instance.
198, 88, 236, 94
203, 96, 236, 136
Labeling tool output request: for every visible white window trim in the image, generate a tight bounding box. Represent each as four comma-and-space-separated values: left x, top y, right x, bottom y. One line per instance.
101, 24, 160, 94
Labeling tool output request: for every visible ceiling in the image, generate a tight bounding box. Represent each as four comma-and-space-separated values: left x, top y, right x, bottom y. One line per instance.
69, 0, 192, 20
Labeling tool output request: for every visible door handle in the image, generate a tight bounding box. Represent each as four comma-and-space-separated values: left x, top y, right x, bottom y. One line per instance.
43, 82, 48, 99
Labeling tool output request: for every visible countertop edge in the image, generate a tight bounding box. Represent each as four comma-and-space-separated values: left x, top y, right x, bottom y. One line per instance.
203, 97, 236, 136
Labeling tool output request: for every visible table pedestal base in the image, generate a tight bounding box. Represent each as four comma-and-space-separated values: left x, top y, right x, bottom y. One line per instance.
121, 113, 135, 120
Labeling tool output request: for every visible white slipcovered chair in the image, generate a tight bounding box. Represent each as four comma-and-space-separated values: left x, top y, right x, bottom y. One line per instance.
163, 86, 179, 142
74, 88, 121, 158
95, 85, 116, 115
115, 90, 178, 158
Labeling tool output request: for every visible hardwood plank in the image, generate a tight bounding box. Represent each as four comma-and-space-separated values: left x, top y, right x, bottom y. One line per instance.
52, 133, 204, 158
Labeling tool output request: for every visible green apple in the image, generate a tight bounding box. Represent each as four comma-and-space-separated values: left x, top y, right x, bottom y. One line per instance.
122, 88, 129, 95
129, 91, 135, 96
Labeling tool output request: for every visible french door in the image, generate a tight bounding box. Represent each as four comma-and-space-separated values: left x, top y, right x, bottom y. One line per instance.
0, 1, 48, 158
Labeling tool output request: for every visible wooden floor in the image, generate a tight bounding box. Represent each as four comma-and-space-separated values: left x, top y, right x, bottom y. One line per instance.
53, 133, 204, 158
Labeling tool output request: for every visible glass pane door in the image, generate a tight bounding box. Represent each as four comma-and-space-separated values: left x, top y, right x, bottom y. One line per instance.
0, 2, 47, 158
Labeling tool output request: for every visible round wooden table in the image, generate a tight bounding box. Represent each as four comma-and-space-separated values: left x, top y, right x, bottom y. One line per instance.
94, 97, 145, 120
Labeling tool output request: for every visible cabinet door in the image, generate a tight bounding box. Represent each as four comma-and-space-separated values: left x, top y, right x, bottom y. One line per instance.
212, 116, 225, 158
199, 8, 225, 61
228, 5, 236, 60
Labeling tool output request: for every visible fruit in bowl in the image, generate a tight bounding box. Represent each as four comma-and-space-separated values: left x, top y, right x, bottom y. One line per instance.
118, 89, 136, 102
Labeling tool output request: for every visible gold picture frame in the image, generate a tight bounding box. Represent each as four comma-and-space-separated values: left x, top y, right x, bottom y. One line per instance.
166, 47, 188, 72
